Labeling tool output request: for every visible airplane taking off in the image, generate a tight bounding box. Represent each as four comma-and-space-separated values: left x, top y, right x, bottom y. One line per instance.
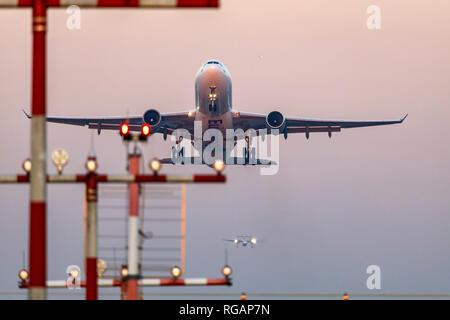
224, 235, 259, 248
25, 59, 407, 164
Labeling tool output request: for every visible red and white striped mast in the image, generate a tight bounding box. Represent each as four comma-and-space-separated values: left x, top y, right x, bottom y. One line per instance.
85, 155, 99, 300
28, 0, 47, 300
127, 147, 141, 300
2, 158, 229, 299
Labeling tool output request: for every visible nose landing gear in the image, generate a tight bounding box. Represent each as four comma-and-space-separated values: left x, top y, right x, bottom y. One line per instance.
242, 136, 256, 165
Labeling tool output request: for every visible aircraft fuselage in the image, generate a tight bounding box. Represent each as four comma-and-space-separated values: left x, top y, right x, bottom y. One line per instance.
194, 60, 234, 137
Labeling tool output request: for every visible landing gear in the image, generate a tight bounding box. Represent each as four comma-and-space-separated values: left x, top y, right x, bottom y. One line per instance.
172, 135, 185, 164
242, 136, 256, 165
209, 86, 217, 112
209, 102, 217, 113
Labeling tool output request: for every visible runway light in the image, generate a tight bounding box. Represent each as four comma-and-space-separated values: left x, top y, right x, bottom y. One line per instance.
213, 159, 225, 173
85, 157, 98, 173
141, 124, 150, 136
18, 269, 29, 281
22, 158, 31, 174
221, 265, 232, 277
149, 158, 162, 174
68, 267, 79, 279
51, 149, 69, 175
120, 122, 129, 136
120, 123, 132, 141
121, 266, 128, 278
251, 237, 257, 245
170, 266, 182, 279
97, 259, 107, 278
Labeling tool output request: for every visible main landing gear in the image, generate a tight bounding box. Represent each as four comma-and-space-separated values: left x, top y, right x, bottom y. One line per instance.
242, 136, 256, 165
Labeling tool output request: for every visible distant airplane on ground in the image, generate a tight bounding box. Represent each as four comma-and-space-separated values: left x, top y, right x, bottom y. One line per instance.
24, 59, 407, 165
224, 235, 259, 248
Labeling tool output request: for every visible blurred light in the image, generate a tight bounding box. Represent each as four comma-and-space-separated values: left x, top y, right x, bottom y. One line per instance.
222, 265, 232, 277
51, 149, 69, 175
213, 159, 225, 173
343, 293, 349, 300
85, 157, 97, 173
68, 267, 79, 279
170, 266, 182, 279
120, 123, 130, 136
141, 124, 151, 136
149, 158, 162, 174
97, 259, 107, 278
251, 237, 257, 245
240, 292, 247, 300
22, 159, 31, 173
121, 266, 128, 278
234, 239, 238, 244
18, 269, 29, 281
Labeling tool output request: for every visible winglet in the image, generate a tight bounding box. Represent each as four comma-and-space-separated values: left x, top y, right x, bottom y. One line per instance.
22, 109, 32, 119
400, 114, 408, 123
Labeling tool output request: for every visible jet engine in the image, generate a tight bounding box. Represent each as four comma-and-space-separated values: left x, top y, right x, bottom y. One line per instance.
266, 111, 286, 133
143, 109, 162, 131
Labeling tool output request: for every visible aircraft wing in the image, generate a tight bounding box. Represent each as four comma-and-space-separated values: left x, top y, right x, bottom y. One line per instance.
232, 111, 408, 136
23, 110, 195, 135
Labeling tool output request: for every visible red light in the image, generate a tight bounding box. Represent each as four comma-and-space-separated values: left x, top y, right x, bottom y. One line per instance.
121, 123, 129, 135
141, 124, 151, 136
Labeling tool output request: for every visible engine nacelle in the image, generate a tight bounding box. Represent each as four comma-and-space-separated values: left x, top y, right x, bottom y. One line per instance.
143, 109, 162, 131
266, 111, 286, 133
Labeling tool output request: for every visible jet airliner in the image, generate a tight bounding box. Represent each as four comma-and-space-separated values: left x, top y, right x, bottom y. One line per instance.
25, 60, 407, 164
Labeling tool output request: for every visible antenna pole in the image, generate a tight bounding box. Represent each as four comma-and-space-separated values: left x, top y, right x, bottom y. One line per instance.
28, 0, 47, 300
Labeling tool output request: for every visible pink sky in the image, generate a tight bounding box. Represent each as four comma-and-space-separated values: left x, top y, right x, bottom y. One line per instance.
0, 0, 449, 298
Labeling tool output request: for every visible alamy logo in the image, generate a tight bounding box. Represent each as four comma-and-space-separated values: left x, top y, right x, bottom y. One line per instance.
366, 265, 381, 289
66, 265, 81, 290
66, 5, 81, 30
366, 5, 381, 30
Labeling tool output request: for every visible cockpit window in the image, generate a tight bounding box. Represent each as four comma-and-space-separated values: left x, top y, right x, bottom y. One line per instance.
199, 60, 228, 73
